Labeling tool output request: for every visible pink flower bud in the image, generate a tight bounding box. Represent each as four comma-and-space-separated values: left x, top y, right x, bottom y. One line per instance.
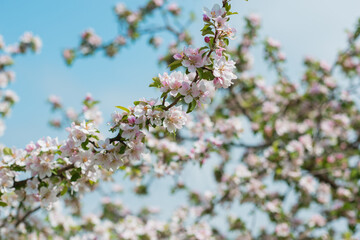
128, 115, 136, 125
173, 53, 183, 60
278, 52, 286, 61
204, 36, 210, 43
63, 49, 72, 60
25, 143, 36, 152
327, 155, 335, 163
203, 14, 210, 22
85, 93, 93, 101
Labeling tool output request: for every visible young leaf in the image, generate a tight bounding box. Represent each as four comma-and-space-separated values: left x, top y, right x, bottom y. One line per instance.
187, 100, 197, 113
3, 147, 12, 156
202, 70, 215, 80
149, 77, 161, 88
115, 106, 130, 113
81, 139, 89, 150
169, 60, 182, 71
119, 145, 126, 154
197, 68, 204, 79
60, 185, 68, 196
10, 165, 26, 172
134, 101, 147, 106
70, 171, 81, 182
202, 28, 215, 36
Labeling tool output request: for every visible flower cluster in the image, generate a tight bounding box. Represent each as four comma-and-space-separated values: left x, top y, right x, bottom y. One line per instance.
63, 0, 189, 65
48, 93, 103, 128
158, 71, 215, 105
6, 32, 42, 54
2, 200, 219, 240
0, 4, 238, 236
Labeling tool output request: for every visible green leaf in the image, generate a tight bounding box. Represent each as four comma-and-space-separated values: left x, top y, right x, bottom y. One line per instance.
169, 60, 182, 71
115, 106, 130, 113
70, 172, 81, 182
225, 4, 231, 11
56, 158, 66, 165
89, 180, 96, 185
209, 37, 214, 48
186, 100, 197, 113
135, 185, 148, 195
60, 185, 68, 196
119, 166, 126, 171
134, 101, 147, 106
0, 202, 7, 207
227, 11, 238, 16
39, 180, 49, 189
81, 139, 89, 150
119, 145, 126, 154
70, 168, 82, 182
10, 165, 26, 172
197, 68, 204, 79
83, 100, 100, 108
201, 25, 209, 33
160, 92, 168, 99
153, 106, 165, 111
3, 147, 12, 156
202, 28, 214, 36
149, 77, 161, 88
202, 70, 215, 80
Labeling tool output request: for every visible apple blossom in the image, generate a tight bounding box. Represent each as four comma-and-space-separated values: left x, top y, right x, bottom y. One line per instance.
213, 56, 237, 88
163, 106, 187, 133
275, 223, 290, 237
181, 46, 207, 72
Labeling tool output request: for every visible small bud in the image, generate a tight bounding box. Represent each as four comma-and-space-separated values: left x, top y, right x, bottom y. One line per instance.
204, 36, 210, 43
173, 53, 183, 60
278, 52, 286, 61
85, 93, 93, 101
203, 14, 210, 22
128, 115, 136, 125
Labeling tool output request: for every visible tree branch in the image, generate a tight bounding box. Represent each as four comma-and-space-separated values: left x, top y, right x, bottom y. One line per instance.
15, 206, 41, 227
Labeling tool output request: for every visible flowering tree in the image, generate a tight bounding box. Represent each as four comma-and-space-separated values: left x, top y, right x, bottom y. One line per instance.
1, 0, 360, 239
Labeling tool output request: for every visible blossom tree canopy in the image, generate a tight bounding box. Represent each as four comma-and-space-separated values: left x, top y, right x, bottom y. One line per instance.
1, 0, 360, 239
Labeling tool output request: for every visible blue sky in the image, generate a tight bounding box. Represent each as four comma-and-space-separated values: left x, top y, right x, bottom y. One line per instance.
1, 0, 360, 234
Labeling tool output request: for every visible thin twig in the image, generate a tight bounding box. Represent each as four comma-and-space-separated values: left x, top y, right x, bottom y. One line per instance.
15, 206, 41, 227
